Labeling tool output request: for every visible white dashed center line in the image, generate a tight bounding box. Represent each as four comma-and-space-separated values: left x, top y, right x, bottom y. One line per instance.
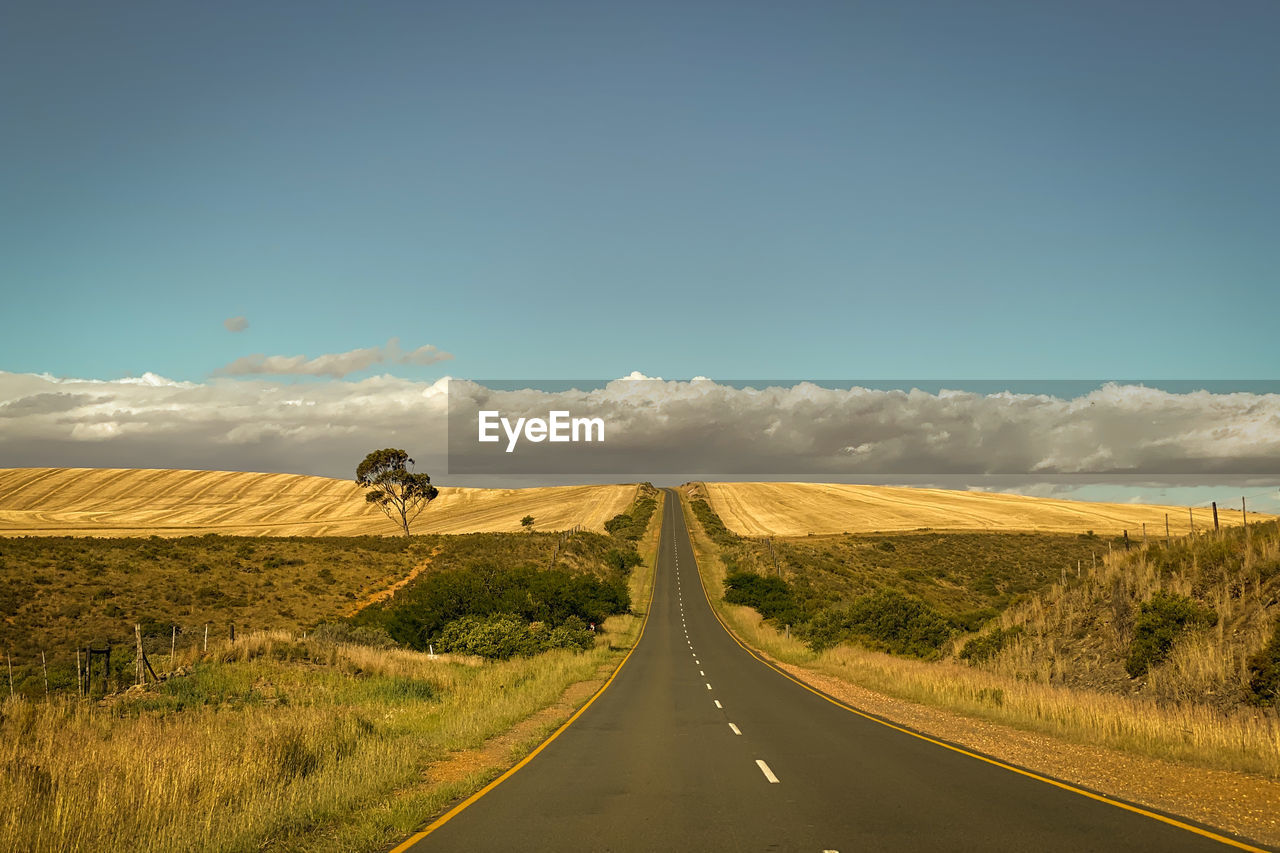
728, 723, 741, 735
756, 760, 780, 783
714, 700, 722, 709
706, 683, 712, 690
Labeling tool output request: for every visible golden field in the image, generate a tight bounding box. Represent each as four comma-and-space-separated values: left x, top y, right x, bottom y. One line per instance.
694, 481, 1263, 537
0, 468, 639, 537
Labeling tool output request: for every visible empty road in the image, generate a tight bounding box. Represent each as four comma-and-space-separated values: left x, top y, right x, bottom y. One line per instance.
396, 489, 1261, 852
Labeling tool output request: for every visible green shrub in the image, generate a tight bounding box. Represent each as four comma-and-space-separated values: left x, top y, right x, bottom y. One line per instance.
437, 614, 538, 659
1125, 592, 1218, 678
805, 589, 952, 658
960, 626, 1024, 663
366, 563, 629, 651
310, 622, 397, 649
604, 548, 644, 575
1246, 621, 1280, 707
604, 491, 658, 541
689, 499, 735, 546
723, 571, 804, 626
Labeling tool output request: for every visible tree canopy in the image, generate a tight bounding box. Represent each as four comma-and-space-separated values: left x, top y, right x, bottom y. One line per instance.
355, 448, 438, 536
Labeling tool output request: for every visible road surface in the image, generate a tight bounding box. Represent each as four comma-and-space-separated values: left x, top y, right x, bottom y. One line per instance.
397, 489, 1260, 852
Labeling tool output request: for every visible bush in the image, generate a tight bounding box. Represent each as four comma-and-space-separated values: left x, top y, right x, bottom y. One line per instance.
604, 494, 658, 541
1125, 592, 1218, 678
1246, 621, 1280, 707
604, 548, 644, 575
436, 613, 596, 658
723, 572, 804, 626
689, 499, 735, 546
805, 589, 952, 658
959, 626, 1023, 664
366, 562, 629, 652
310, 622, 397, 649
437, 614, 540, 659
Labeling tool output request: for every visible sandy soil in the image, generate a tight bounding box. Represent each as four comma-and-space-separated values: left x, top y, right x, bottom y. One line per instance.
697, 481, 1260, 537
0, 468, 638, 537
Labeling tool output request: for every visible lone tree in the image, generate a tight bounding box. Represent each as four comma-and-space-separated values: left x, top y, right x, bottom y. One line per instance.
520, 515, 535, 531
355, 448, 438, 536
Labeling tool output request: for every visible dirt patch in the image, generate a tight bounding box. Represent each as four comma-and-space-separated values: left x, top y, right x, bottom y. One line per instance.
348, 547, 442, 617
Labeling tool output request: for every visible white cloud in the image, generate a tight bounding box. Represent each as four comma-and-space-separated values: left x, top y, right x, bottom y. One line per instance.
0, 374, 1277, 485
215, 338, 453, 379
224, 316, 249, 333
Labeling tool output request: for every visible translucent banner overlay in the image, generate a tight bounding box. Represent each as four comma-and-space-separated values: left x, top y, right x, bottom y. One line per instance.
445, 379, 1280, 477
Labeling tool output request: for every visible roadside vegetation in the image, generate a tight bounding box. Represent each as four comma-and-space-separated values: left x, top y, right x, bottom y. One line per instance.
0, 488, 663, 853
697, 494, 1112, 658
681, 490, 1280, 779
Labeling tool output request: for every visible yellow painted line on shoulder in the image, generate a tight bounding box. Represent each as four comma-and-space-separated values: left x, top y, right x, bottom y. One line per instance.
677, 495, 1265, 853
389, 496, 666, 852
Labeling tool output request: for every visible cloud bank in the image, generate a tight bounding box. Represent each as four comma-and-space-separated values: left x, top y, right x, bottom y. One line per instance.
223, 316, 249, 333
0, 373, 1277, 486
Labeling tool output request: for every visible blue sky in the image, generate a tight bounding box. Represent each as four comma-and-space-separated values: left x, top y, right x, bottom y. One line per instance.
3, 0, 1278, 383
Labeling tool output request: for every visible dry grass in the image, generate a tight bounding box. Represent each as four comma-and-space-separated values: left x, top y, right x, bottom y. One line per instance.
984, 523, 1280, 709
0, 635, 602, 853
0, 468, 639, 537
0, 494, 666, 853
695, 481, 1262, 537
679, 492, 1280, 780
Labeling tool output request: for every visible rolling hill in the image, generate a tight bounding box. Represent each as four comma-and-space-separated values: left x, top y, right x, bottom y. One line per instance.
0, 468, 640, 536
692, 481, 1262, 537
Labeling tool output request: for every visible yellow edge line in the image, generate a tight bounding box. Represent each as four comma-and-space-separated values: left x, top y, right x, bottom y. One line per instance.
677, 495, 1267, 853
388, 497, 663, 853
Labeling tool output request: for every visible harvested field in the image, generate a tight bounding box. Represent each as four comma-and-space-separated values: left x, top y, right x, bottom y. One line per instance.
0, 468, 638, 537
694, 481, 1261, 537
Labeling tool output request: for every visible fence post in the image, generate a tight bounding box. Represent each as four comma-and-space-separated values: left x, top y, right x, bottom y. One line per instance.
203, 623, 209, 652
1243, 497, 1249, 544
77, 648, 83, 698
41, 651, 48, 699
1165, 514, 1170, 545
170, 625, 176, 673
7, 651, 12, 699
1123, 530, 1129, 551
1212, 501, 1219, 531
135, 624, 144, 685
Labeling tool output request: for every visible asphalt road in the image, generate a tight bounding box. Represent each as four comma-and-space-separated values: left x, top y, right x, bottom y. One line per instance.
399, 489, 1259, 852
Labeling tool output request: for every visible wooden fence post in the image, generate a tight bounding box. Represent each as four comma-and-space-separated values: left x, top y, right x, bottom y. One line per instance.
41, 651, 48, 699
170, 625, 176, 673
203, 623, 209, 652
135, 624, 144, 685
77, 648, 83, 698
1212, 501, 1219, 531
1243, 497, 1249, 544
1165, 514, 1170, 545
1123, 530, 1129, 551
7, 652, 13, 699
